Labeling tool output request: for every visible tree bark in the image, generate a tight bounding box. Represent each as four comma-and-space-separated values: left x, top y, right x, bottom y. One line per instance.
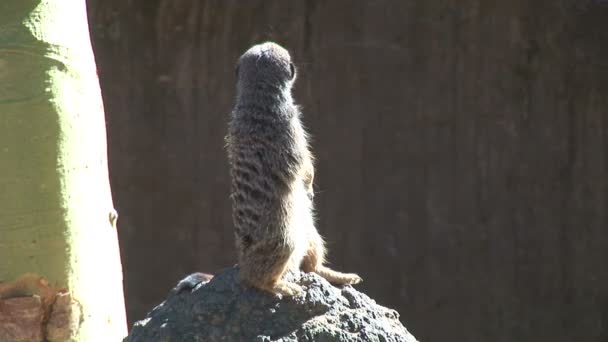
0, 0, 127, 340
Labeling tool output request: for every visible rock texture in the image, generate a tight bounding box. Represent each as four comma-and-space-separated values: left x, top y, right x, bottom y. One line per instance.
0, 274, 80, 342
125, 267, 417, 342
0, 296, 44, 342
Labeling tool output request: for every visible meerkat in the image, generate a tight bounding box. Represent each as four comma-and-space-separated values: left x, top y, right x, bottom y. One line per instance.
226, 42, 362, 296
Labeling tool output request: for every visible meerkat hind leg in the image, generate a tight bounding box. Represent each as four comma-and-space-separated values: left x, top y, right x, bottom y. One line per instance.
301, 234, 362, 285
239, 242, 303, 296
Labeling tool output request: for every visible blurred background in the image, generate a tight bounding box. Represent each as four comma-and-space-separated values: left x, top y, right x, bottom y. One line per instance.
86, 1, 608, 341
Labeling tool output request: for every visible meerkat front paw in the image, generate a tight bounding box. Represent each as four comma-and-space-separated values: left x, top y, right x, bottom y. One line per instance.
273, 281, 303, 296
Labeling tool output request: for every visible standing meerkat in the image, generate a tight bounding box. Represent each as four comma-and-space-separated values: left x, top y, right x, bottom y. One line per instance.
226, 42, 362, 296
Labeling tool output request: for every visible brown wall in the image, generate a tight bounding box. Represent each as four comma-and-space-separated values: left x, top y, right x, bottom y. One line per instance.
87, 1, 608, 341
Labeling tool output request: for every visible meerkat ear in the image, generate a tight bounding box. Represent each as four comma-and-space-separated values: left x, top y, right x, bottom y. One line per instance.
289, 63, 296, 80
235, 64, 240, 79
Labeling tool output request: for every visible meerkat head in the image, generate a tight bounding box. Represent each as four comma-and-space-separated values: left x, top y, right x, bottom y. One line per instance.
235, 42, 296, 96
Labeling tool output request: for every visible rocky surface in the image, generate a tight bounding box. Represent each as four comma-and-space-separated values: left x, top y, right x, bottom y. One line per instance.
124, 267, 417, 342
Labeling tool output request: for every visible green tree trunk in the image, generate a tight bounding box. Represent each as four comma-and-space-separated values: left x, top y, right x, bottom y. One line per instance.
0, 0, 127, 340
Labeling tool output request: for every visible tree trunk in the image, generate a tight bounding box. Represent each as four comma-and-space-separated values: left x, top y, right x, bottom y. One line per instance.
0, 0, 127, 340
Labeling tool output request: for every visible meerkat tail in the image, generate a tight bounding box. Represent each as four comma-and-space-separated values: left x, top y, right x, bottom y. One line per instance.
315, 265, 362, 285
301, 231, 361, 285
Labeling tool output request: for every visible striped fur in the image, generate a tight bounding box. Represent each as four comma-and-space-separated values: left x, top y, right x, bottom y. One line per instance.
226, 42, 361, 296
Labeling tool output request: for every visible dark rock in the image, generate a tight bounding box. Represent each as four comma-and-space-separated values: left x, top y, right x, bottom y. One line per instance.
124, 267, 417, 342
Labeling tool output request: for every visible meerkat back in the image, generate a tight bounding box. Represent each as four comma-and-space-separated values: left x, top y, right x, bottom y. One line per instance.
227, 42, 361, 296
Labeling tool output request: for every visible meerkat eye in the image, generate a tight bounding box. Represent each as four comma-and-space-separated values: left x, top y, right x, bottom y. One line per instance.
289, 63, 296, 80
